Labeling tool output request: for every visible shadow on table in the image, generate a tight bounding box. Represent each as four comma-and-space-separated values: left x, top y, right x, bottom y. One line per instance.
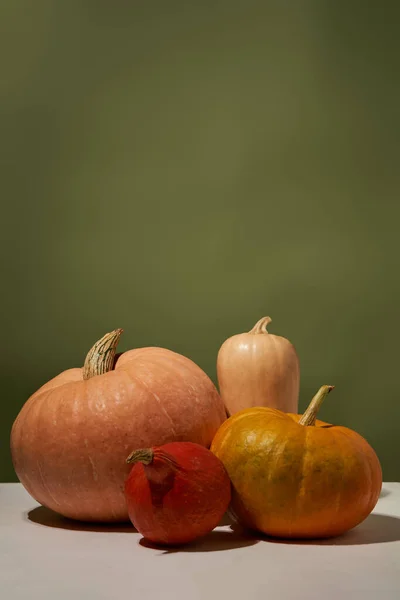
27, 506, 400, 547
236, 513, 400, 546
139, 527, 259, 554
26, 505, 136, 533
26, 507, 234, 534
27, 507, 258, 552
139, 512, 260, 553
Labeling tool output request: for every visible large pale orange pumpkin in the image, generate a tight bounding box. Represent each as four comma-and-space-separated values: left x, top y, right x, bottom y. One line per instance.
211, 385, 382, 539
11, 329, 226, 522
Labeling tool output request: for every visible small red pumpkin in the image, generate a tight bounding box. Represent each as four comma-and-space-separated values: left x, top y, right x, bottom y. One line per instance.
124, 442, 231, 545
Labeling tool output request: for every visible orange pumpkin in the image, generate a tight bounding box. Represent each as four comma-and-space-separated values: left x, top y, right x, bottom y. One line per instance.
211, 385, 382, 539
11, 329, 226, 522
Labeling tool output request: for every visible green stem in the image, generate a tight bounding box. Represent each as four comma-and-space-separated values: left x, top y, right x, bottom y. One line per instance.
299, 385, 335, 426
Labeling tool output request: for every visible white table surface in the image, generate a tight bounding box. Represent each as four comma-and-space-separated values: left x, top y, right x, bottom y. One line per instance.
1, 483, 400, 600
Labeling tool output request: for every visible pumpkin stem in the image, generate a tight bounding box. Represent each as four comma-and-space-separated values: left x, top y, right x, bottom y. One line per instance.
126, 448, 154, 465
83, 329, 123, 380
249, 316, 272, 334
299, 385, 335, 426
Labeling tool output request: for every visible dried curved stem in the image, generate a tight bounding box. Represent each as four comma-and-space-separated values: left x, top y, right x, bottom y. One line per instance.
126, 448, 154, 465
249, 316, 272, 334
83, 329, 123, 380
126, 447, 180, 469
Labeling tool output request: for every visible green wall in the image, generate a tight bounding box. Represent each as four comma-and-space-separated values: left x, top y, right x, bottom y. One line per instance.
2, 1, 399, 481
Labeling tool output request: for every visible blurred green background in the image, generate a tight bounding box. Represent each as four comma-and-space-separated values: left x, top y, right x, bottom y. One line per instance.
1, 1, 399, 481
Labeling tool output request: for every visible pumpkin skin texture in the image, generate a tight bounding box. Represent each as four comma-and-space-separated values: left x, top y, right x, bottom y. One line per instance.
10, 330, 226, 523
211, 386, 382, 539
125, 442, 231, 545
217, 316, 300, 416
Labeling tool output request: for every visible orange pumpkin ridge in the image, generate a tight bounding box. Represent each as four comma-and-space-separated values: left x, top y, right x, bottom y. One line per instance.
11, 329, 226, 522
211, 385, 382, 539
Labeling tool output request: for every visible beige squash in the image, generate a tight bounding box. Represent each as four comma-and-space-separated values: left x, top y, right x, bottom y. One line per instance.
217, 316, 299, 416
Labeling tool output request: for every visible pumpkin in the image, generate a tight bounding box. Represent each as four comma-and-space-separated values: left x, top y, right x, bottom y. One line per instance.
211, 385, 382, 539
125, 442, 231, 545
10, 329, 226, 522
217, 316, 300, 416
